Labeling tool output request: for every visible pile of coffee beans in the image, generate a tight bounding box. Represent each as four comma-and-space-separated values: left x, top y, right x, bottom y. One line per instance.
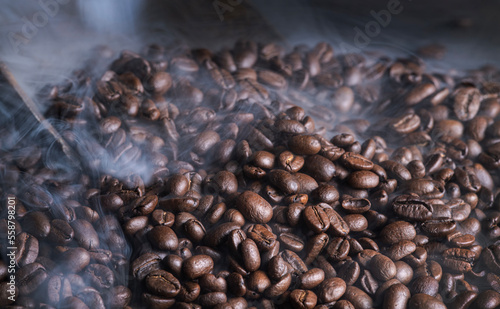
2, 40, 500, 309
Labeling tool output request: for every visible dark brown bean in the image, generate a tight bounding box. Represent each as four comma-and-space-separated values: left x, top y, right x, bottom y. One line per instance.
235, 191, 273, 224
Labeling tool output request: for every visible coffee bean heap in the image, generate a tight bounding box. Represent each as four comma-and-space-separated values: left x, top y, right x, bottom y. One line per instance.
2, 41, 500, 309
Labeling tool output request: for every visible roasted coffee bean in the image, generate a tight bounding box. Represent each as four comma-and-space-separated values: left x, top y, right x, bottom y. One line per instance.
342, 286, 373, 309
340, 152, 374, 170
147, 225, 178, 251
408, 293, 446, 309
145, 269, 181, 298
385, 240, 417, 261
303, 205, 330, 233
405, 83, 437, 106
281, 249, 308, 274
410, 275, 439, 297
235, 191, 273, 223
383, 283, 411, 309
182, 255, 214, 280
299, 268, 324, 289
326, 237, 350, 262
343, 214, 368, 232
303, 233, 329, 265
317, 277, 346, 303
392, 195, 433, 221
246, 270, 271, 296
369, 254, 397, 281
391, 113, 421, 134
311, 184, 339, 204
289, 289, 317, 309
240, 238, 261, 272
84, 263, 114, 289
61, 247, 90, 273
341, 197, 371, 213
442, 248, 475, 272
288, 135, 321, 155
279, 232, 304, 252
22, 211, 50, 238
131, 253, 162, 280
294, 173, 319, 194
71, 219, 99, 250
15, 232, 39, 267
61, 296, 90, 309
325, 207, 350, 237
395, 261, 414, 285
268, 170, 299, 195
454, 87, 481, 121
204, 222, 240, 247
421, 218, 457, 237
278, 150, 305, 173
275, 119, 306, 134
346, 170, 379, 189
380, 220, 416, 245
17, 263, 48, 296
379, 160, 412, 182
304, 154, 336, 182
247, 224, 277, 252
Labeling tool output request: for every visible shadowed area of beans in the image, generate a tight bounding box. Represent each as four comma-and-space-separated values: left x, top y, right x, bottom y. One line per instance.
2, 40, 500, 309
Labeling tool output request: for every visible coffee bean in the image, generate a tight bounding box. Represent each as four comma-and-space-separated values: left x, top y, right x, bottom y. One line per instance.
454, 87, 481, 121
71, 219, 99, 250
304, 233, 329, 264
240, 238, 261, 272
326, 237, 350, 262
380, 160, 412, 182
22, 211, 50, 238
346, 170, 379, 189
131, 253, 162, 280
405, 83, 437, 106
303, 205, 330, 233
145, 269, 181, 298
85, 263, 114, 289
442, 248, 475, 272
15, 232, 39, 267
342, 286, 373, 309
383, 283, 411, 309
289, 289, 317, 309
235, 191, 273, 224
279, 232, 304, 252
148, 225, 178, 251
341, 197, 371, 214
288, 135, 321, 155
392, 195, 433, 221
391, 113, 421, 134
395, 261, 414, 285
278, 151, 305, 173
17, 263, 48, 295
304, 154, 336, 182
343, 214, 368, 232
380, 220, 416, 245
61, 247, 90, 273
340, 152, 374, 170
182, 255, 214, 280
204, 222, 240, 247
369, 254, 397, 281
408, 293, 448, 309
411, 275, 439, 297
268, 169, 299, 195
421, 218, 457, 237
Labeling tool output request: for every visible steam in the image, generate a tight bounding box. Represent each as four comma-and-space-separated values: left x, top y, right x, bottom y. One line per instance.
0, 1, 499, 308
76, 0, 140, 35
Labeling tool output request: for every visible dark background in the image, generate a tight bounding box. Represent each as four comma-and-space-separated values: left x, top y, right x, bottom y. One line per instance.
1, 0, 499, 89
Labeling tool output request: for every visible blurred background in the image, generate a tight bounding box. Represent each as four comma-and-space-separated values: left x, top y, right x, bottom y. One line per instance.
0, 0, 499, 117
1, 0, 499, 69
